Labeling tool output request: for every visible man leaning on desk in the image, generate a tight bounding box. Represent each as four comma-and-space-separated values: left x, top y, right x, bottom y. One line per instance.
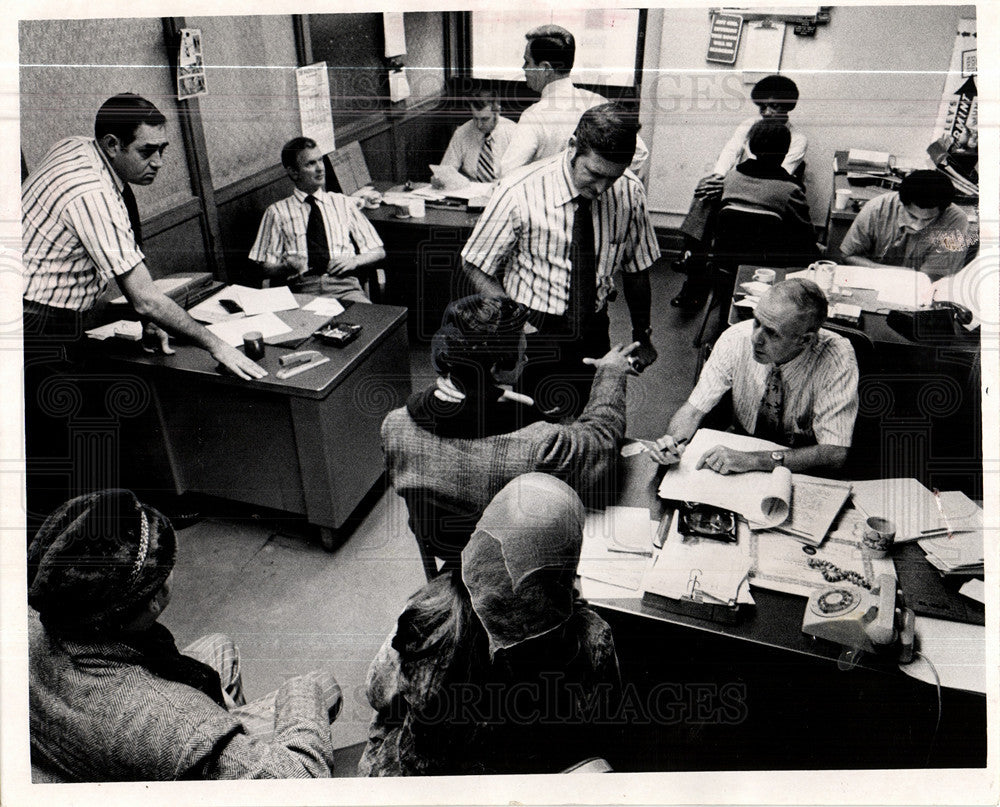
839, 169, 970, 281
22, 93, 265, 380
649, 279, 858, 475
248, 136, 385, 304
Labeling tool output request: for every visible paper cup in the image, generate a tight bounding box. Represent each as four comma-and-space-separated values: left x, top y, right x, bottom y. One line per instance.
859, 516, 895, 558
835, 189, 852, 211
408, 198, 426, 218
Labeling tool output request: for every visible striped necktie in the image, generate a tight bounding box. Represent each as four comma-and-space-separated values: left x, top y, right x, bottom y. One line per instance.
754, 365, 785, 444
476, 134, 495, 182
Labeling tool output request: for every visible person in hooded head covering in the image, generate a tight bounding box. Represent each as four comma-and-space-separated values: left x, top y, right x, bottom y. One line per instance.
27, 489, 342, 782
359, 473, 621, 777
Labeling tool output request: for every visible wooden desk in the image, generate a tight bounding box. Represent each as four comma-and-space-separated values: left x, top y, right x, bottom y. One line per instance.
826, 150, 979, 260
96, 303, 410, 548
364, 182, 481, 340
585, 454, 986, 771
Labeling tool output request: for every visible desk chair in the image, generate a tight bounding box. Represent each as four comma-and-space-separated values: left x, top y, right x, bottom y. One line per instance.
692, 204, 785, 351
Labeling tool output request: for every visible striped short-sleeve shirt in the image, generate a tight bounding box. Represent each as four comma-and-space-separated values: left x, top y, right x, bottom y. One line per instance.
22, 137, 146, 311
461, 152, 660, 316
248, 188, 383, 268
688, 320, 859, 447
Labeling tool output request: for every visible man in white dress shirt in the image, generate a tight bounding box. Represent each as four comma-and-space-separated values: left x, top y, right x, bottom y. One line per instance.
440, 90, 516, 182
500, 25, 647, 178
650, 279, 858, 475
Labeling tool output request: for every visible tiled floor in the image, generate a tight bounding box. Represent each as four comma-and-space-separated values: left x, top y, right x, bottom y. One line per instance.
160, 261, 704, 759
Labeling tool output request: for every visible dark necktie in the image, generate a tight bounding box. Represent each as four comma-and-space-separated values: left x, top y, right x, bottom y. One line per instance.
476, 134, 495, 182
567, 196, 597, 337
755, 365, 785, 444
121, 182, 142, 248
305, 194, 330, 275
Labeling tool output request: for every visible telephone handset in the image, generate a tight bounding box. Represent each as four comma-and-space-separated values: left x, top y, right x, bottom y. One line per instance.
802, 574, 915, 670
931, 299, 974, 326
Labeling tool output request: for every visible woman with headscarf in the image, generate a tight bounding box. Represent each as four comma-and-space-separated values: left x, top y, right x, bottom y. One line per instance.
383, 293, 639, 573
359, 473, 622, 776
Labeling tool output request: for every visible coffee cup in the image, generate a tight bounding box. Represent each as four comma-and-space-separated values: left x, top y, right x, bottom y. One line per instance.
393, 203, 410, 219
859, 516, 895, 558
408, 198, 426, 218
753, 268, 776, 285
834, 189, 852, 211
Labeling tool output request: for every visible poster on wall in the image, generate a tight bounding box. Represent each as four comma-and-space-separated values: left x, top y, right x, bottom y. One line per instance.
930, 17, 977, 190
295, 62, 336, 155
176, 28, 207, 100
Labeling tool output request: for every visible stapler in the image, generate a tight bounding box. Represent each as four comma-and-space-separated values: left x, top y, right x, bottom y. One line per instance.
276, 350, 330, 380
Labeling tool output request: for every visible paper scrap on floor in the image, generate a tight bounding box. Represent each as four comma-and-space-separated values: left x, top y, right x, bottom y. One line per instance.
577, 507, 658, 593
207, 312, 291, 346
303, 296, 346, 317
746, 507, 895, 598
657, 428, 790, 529
641, 511, 753, 605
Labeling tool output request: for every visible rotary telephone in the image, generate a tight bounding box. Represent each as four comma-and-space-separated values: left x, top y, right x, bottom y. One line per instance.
802, 574, 916, 670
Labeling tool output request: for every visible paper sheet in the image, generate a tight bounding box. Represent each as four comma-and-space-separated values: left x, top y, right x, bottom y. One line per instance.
959, 579, 985, 605
577, 508, 657, 592
188, 285, 261, 324
303, 297, 346, 317
777, 475, 852, 545
429, 164, 468, 190
747, 508, 895, 598
657, 428, 791, 528
108, 276, 193, 305
206, 312, 291, 347
899, 615, 986, 694
85, 320, 142, 341
231, 286, 299, 316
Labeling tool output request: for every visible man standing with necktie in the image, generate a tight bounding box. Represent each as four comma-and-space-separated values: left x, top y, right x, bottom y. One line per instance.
649, 279, 859, 474
249, 137, 384, 303
461, 103, 659, 418
22, 93, 267, 537
438, 90, 515, 183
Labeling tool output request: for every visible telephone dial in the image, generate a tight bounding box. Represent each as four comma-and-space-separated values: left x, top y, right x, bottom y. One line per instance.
802, 574, 916, 670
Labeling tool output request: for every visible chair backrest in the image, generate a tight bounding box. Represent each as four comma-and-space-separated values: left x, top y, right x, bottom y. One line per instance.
710, 204, 786, 272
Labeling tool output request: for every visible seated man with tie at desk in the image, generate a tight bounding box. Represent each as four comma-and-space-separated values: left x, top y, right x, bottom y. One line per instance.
248, 137, 385, 303
649, 279, 858, 474
461, 103, 659, 419
438, 89, 515, 183
839, 169, 970, 281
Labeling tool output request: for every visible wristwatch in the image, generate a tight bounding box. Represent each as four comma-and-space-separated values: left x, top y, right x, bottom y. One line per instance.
770, 451, 786, 468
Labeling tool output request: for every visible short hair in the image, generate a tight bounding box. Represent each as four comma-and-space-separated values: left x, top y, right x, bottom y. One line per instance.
898, 169, 954, 211
94, 94, 166, 146
750, 74, 800, 113
525, 25, 575, 74
431, 295, 528, 391
771, 278, 828, 333
573, 102, 641, 165
281, 136, 319, 170
747, 120, 791, 165
468, 89, 500, 111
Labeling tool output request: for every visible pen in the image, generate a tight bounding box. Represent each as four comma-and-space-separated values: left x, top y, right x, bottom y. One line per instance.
931, 488, 954, 540
628, 437, 689, 455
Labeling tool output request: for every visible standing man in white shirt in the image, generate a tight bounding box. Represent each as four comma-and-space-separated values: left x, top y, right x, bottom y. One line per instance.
500, 25, 647, 178
440, 90, 516, 182
248, 137, 384, 303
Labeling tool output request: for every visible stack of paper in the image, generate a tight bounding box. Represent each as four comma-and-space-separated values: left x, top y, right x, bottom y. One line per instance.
189, 285, 299, 324
917, 491, 985, 575
577, 507, 657, 592
852, 479, 978, 542
775, 475, 852, 546
847, 148, 894, 173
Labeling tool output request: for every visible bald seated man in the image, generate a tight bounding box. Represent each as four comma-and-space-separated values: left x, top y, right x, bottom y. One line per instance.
650, 279, 859, 474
